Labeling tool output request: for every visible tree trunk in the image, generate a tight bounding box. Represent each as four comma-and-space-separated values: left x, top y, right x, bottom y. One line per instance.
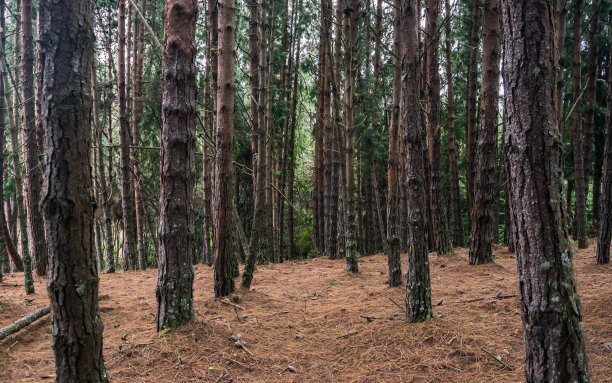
214, 0, 236, 298
425, 0, 452, 256
118, 0, 139, 269
91, 65, 115, 273
132, 0, 147, 269
202, 7, 214, 266
386, 0, 401, 287
402, 0, 431, 323
596, 18, 612, 265
21, 0, 47, 276
0, 4, 7, 282
501, 1, 591, 379
156, 0, 197, 330
555, 1, 568, 128
40, 0, 108, 378
342, 0, 359, 273
465, 0, 481, 227
469, 0, 500, 265
570, 0, 588, 249
445, 0, 463, 247
583, 2, 600, 235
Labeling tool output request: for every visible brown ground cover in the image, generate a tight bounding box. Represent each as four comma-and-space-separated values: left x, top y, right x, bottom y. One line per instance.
1, 240, 611, 382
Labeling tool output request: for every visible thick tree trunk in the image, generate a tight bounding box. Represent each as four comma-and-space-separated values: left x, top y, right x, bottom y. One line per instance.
445, 0, 463, 247
342, 0, 359, 273
214, 0, 236, 298
571, 0, 588, 249
465, 0, 482, 226
155, 0, 197, 330
118, 0, 139, 270
469, 0, 500, 265
596, 20, 612, 265
40, 0, 108, 378
386, 0, 401, 287
21, 0, 47, 276
501, 1, 591, 380
402, 0, 431, 323
424, 0, 452, 256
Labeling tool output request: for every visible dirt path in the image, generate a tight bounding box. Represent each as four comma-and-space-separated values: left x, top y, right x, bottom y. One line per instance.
1, 241, 611, 382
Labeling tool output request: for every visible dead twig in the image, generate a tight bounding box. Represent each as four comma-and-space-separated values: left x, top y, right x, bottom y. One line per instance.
388, 297, 404, 311
218, 297, 245, 310
225, 357, 253, 371
213, 373, 226, 383
337, 330, 361, 339
360, 315, 397, 322
481, 347, 513, 370
442, 293, 517, 305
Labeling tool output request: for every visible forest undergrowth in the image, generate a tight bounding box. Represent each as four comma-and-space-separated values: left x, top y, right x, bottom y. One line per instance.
1, 240, 611, 383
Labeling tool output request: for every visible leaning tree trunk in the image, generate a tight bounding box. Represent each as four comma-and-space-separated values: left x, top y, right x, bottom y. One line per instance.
40, 0, 108, 379
214, 0, 236, 298
386, 0, 402, 287
469, 0, 500, 265
445, 0, 463, 248
21, 0, 47, 276
501, 0, 591, 380
424, 0, 452, 256
118, 0, 139, 270
570, 0, 588, 249
402, 0, 431, 323
596, 19, 612, 265
155, 0, 197, 331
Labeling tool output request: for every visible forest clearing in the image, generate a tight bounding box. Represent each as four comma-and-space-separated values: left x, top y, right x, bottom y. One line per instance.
1, 242, 611, 382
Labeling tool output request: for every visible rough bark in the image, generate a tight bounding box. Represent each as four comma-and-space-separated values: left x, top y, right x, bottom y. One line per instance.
465, 0, 482, 226
342, 0, 359, 273
571, 0, 588, 249
425, 0, 452, 256
0, 306, 49, 341
214, 0, 236, 297
596, 18, 612, 265
118, 0, 139, 270
501, 1, 591, 380
555, 1, 568, 128
155, 0, 197, 330
469, 0, 500, 265
40, 0, 108, 378
402, 0, 431, 323
21, 0, 47, 276
386, 0, 401, 287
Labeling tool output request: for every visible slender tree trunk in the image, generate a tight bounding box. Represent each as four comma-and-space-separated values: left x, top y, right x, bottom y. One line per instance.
465, 0, 482, 227
21, 0, 47, 276
402, 0, 431, 323
424, 0, 452, 256
214, 0, 236, 297
386, 0, 401, 287
571, 0, 588, 249
445, 0, 463, 247
501, 1, 591, 379
583, 2, 600, 235
556, 1, 568, 128
202, 6, 213, 266
342, 0, 359, 273
287, 41, 299, 261
40, 0, 108, 378
118, 0, 139, 269
469, 0, 500, 265
132, 0, 147, 269
0, 3, 7, 283
314, 0, 326, 256
156, 0, 197, 330
596, 18, 612, 265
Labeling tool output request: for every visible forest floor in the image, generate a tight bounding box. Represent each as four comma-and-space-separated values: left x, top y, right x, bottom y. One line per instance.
1, 240, 611, 383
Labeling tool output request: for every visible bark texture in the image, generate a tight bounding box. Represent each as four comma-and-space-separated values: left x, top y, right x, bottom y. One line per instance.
40, 0, 108, 379
501, 1, 591, 380
402, 0, 431, 323
214, 0, 236, 297
156, 0, 197, 330
469, 0, 500, 265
